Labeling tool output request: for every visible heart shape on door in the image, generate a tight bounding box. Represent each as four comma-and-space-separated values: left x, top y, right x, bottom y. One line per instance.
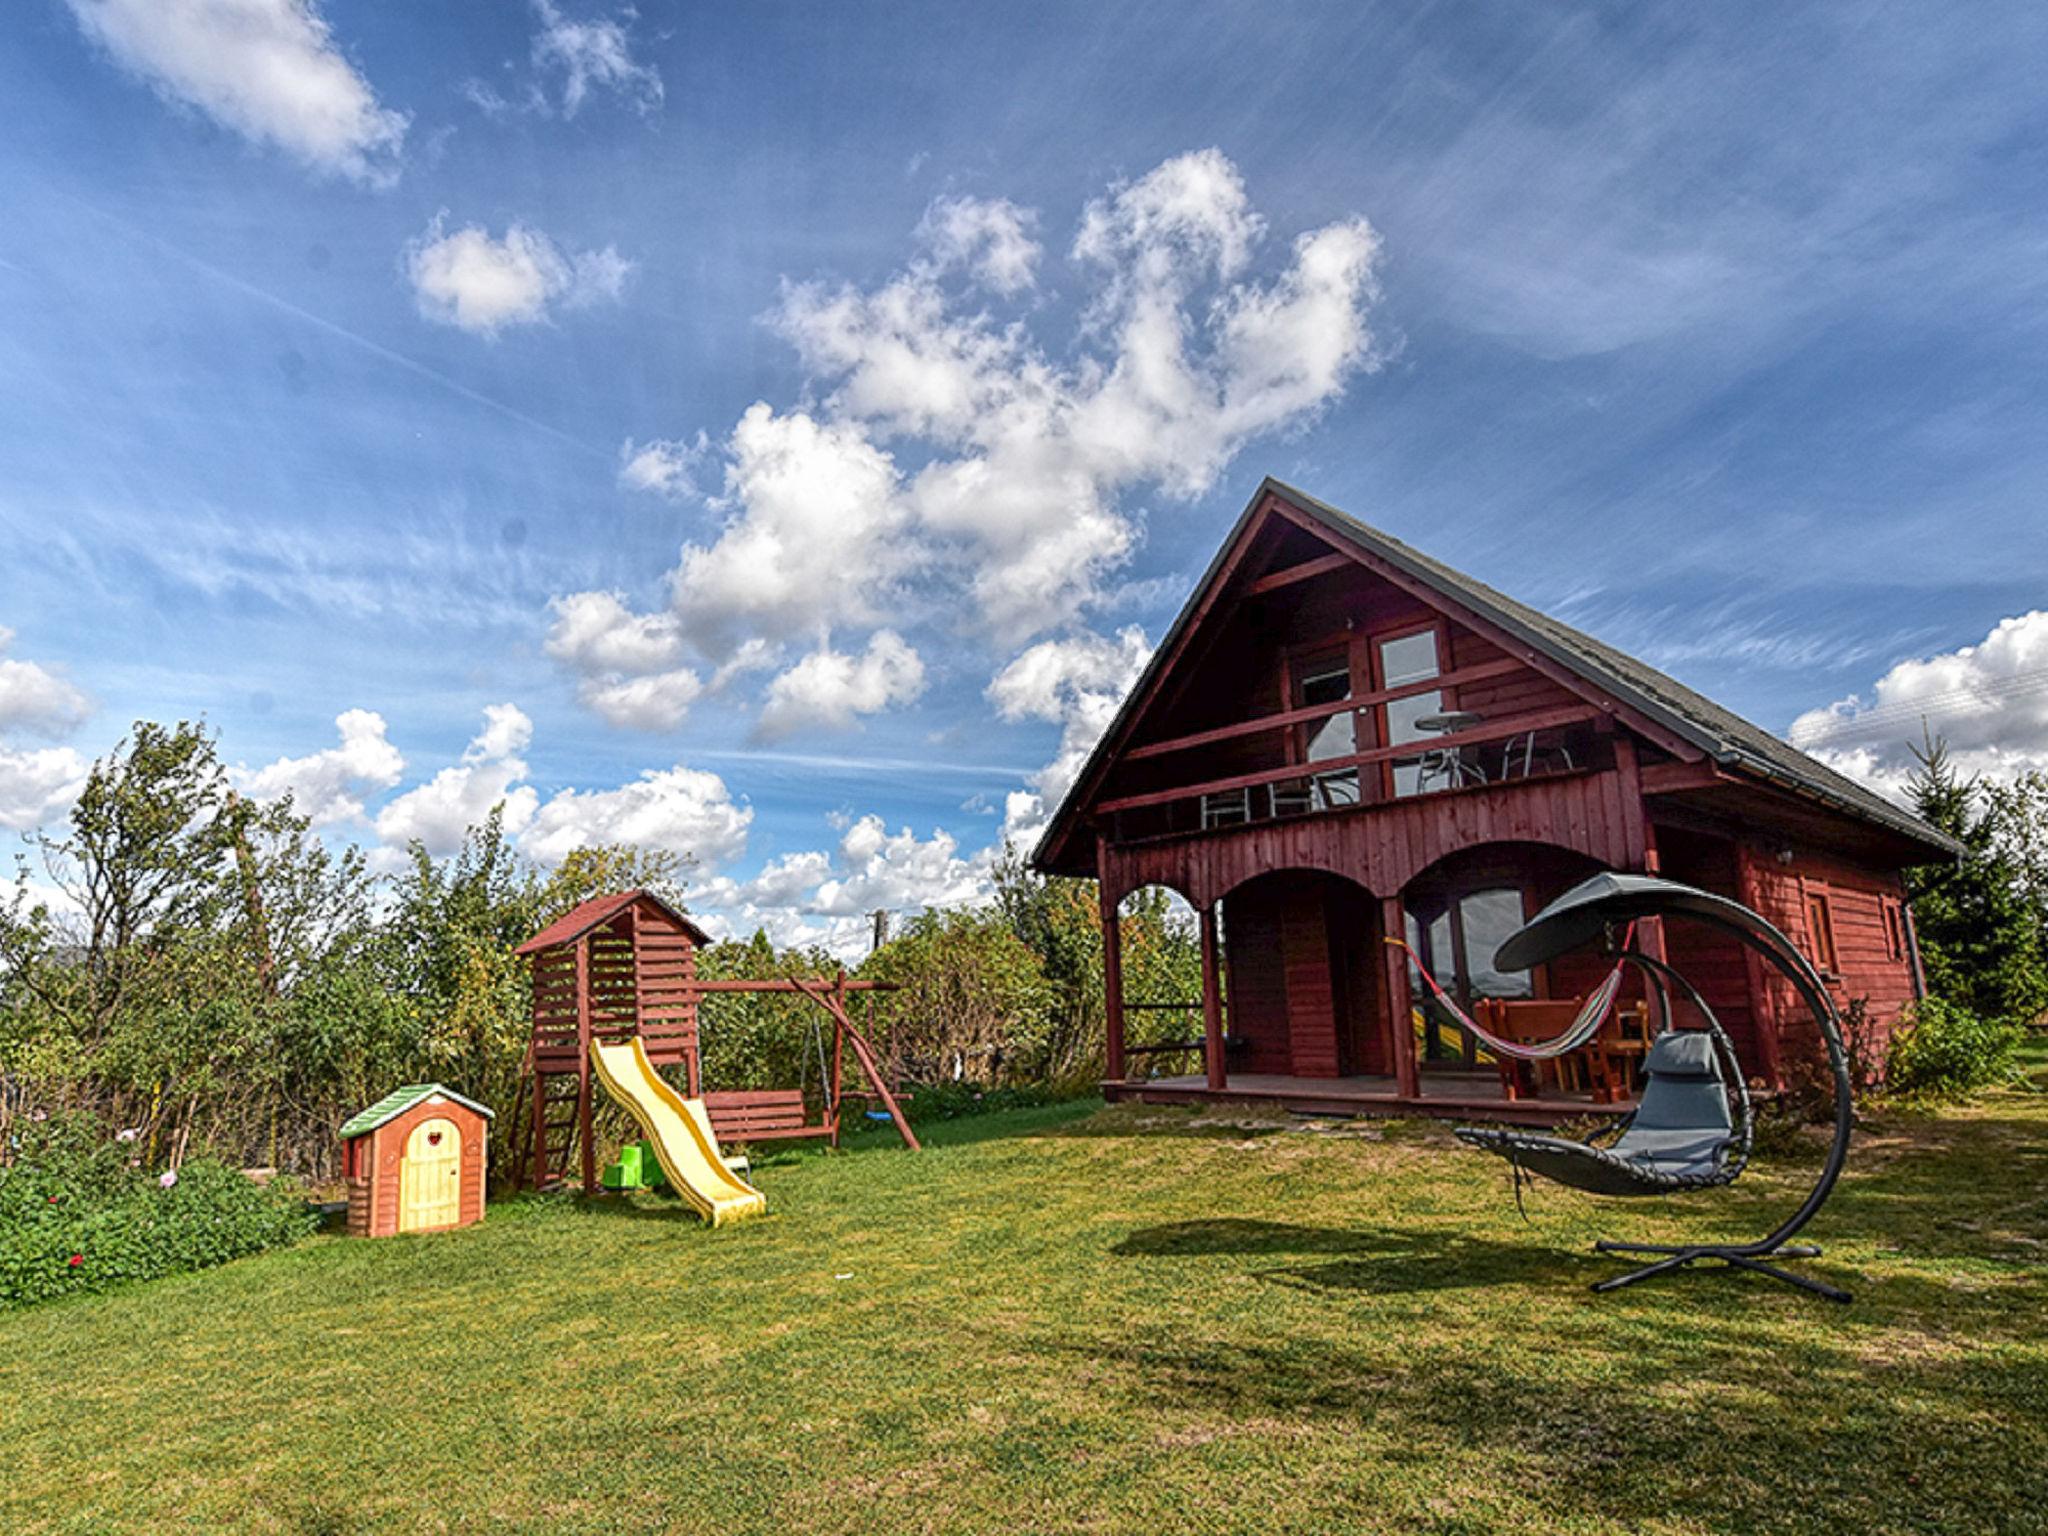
428, 1131, 443, 1146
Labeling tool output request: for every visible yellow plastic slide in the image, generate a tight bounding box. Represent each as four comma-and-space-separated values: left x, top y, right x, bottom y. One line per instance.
589, 1037, 767, 1226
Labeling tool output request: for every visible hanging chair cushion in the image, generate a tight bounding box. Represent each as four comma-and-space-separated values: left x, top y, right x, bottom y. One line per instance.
1454, 1030, 1738, 1197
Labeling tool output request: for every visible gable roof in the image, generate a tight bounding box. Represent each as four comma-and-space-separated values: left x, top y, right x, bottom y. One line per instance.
1035, 477, 1961, 870
339, 1084, 493, 1140
513, 888, 712, 955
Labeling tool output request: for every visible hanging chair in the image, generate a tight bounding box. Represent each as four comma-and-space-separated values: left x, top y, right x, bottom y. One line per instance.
1447, 873, 1856, 1303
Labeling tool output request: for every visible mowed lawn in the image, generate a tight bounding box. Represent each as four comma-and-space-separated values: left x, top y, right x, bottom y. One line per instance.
3, 1082, 2044, 1536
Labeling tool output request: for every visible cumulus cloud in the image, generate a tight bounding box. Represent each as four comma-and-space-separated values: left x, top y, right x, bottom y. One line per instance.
548, 149, 1379, 736
1789, 609, 2048, 803
987, 625, 1153, 849
691, 814, 990, 956
543, 592, 702, 731
404, 216, 631, 336
64, 0, 407, 186
0, 747, 91, 832
0, 628, 91, 738
230, 708, 404, 826
619, 435, 707, 498
757, 631, 927, 741
670, 404, 914, 653
373, 704, 538, 854
917, 195, 1041, 294
522, 765, 751, 868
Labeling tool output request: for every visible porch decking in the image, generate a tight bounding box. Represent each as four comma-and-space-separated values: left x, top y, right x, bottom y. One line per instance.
1104, 1070, 1629, 1124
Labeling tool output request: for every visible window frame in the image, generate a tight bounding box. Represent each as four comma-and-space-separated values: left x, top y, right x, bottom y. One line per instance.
1802, 881, 1841, 977
1369, 618, 1453, 801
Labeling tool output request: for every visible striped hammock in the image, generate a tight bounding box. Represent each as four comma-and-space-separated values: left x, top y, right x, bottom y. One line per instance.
1383, 928, 1632, 1062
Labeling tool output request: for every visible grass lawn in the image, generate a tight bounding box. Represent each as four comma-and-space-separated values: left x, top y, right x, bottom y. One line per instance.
3, 1081, 2044, 1536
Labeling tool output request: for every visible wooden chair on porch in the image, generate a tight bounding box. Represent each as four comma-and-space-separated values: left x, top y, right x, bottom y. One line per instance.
1475, 998, 1645, 1105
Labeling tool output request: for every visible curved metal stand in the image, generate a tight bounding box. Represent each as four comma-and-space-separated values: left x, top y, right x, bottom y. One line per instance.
1497, 875, 1857, 1304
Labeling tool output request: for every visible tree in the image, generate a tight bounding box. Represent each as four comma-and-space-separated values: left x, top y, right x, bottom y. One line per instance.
1904, 738, 2048, 1026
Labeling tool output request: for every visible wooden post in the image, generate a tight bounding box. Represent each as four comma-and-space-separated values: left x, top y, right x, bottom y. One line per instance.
1638, 825, 1671, 1029
1199, 902, 1226, 1091
1100, 881, 1127, 1084
530, 1056, 547, 1190
1382, 896, 1420, 1099
830, 970, 847, 1148
576, 937, 596, 1195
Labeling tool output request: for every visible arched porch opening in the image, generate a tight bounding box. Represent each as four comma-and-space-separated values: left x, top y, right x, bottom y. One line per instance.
1400, 842, 1613, 1081
1103, 883, 1207, 1087
1217, 868, 1391, 1084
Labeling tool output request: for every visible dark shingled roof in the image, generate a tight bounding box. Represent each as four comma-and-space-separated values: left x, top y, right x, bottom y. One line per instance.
1037, 478, 1961, 867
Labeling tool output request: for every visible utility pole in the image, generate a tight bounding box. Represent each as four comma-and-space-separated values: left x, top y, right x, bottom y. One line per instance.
868, 908, 890, 954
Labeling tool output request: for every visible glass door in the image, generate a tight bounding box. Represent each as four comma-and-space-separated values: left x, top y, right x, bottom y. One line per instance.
1296, 656, 1360, 809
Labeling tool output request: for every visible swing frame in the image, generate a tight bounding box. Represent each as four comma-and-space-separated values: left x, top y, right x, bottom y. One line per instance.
1475, 873, 1857, 1303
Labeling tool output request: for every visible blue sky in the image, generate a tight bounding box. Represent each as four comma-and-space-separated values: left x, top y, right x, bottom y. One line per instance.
3, 1, 2045, 949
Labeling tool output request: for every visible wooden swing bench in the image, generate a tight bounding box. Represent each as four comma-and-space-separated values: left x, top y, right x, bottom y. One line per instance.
703, 1089, 836, 1147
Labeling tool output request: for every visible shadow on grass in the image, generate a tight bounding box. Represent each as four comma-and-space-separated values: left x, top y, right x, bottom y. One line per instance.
1114, 1218, 1591, 1294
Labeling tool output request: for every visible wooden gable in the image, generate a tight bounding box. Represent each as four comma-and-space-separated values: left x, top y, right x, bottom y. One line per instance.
1034, 486, 1692, 875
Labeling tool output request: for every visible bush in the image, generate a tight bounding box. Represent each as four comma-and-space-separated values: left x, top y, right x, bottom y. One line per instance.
1884, 998, 2029, 1101
0, 1113, 317, 1310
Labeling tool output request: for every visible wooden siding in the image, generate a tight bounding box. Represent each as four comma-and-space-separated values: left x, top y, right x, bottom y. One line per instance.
1102, 766, 1641, 909
1742, 844, 1917, 1078
1222, 886, 1292, 1073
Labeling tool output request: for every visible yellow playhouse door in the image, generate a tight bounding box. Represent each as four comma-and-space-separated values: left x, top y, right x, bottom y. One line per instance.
398, 1118, 463, 1233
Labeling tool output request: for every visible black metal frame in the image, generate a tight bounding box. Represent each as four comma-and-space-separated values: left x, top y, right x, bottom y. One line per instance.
1493, 874, 1857, 1304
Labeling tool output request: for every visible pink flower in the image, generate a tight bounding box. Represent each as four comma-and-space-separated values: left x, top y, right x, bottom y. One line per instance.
159, 1169, 178, 1189
68, 1254, 83, 1268
116, 1128, 140, 1143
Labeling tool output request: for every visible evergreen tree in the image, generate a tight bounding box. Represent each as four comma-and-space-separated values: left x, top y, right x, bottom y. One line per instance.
1904, 737, 2048, 1025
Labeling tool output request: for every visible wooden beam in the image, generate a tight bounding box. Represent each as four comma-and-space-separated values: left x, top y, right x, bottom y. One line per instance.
1640, 760, 1730, 795
1097, 704, 1600, 815
1199, 904, 1227, 1091
665, 978, 899, 993
1242, 550, 1352, 596
576, 937, 596, 1195
1381, 897, 1419, 1099
1100, 880, 1126, 1083
1122, 657, 1525, 763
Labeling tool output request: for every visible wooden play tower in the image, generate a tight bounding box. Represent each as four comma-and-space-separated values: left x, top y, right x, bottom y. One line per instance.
515, 889, 916, 1192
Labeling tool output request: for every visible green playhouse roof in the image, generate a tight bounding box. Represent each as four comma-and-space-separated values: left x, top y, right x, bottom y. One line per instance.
338, 1084, 494, 1140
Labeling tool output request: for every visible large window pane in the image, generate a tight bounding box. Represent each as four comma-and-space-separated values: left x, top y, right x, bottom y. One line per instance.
1297, 660, 1357, 807
1459, 888, 1535, 999
1378, 630, 1442, 797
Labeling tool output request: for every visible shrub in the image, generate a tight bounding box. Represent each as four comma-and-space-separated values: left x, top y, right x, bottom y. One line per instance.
0, 1113, 317, 1311
1884, 998, 2029, 1102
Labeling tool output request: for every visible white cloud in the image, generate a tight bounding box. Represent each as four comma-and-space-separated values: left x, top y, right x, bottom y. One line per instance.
619, 435, 707, 498
549, 148, 1381, 737
0, 747, 91, 832
577, 670, 705, 732
917, 195, 1041, 294
64, 0, 407, 186
404, 216, 631, 336
757, 631, 926, 741
545, 591, 684, 675
987, 625, 1153, 849
543, 592, 702, 731
373, 704, 537, 854
230, 708, 403, 826
531, 0, 662, 117
522, 766, 751, 869
691, 814, 990, 957
670, 404, 914, 652
1789, 609, 2048, 803
0, 628, 91, 738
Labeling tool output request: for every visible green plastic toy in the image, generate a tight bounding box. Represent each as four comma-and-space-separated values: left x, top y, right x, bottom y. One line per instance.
600, 1140, 667, 1191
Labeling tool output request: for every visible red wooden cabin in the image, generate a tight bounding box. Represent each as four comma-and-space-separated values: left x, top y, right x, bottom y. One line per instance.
1032, 479, 1960, 1121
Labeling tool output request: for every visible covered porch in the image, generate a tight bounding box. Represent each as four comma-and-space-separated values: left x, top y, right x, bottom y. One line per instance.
1096, 812, 1690, 1124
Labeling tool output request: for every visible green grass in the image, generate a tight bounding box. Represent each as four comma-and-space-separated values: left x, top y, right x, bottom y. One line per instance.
3, 1087, 2044, 1536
